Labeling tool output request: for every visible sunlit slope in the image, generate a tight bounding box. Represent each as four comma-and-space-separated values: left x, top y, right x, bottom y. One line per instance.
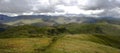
46, 34, 120, 53
0, 23, 120, 53
0, 34, 120, 53
0, 38, 52, 53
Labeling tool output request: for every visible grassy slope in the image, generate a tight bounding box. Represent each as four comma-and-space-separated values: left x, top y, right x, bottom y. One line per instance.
46, 34, 120, 53
0, 34, 120, 53
0, 23, 120, 53
0, 38, 52, 53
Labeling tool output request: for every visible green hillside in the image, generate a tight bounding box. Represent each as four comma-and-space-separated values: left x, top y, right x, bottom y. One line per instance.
0, 38, 52, 53
0, 34, 120, 53
46, 34, 120, 53
0, 23, 120, 53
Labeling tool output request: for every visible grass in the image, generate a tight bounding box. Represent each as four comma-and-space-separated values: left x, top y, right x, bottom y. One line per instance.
0, 34, 120, 53
45, 34, 120, 53
0, 23, 120, 53
0, 38, 52, 53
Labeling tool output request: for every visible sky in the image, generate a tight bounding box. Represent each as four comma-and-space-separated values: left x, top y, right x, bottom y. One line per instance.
0, 0, 120, 17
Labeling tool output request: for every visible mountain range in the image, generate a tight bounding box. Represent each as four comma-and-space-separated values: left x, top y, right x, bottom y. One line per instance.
0, 14, 120, 26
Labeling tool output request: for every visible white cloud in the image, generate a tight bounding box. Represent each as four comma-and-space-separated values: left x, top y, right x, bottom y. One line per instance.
3, 0, 10, 3
0, 0, 120, 17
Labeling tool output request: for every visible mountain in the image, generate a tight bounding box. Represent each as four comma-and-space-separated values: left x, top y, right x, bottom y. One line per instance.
0, 14, 96, 26
0, 14, 120, 53
0, 14, 120, 26
96, 17, 120, 25
0, 14, 12, 23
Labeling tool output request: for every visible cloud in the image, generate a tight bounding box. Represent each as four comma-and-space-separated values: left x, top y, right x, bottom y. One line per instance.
0, 0, 120, 17
0, 0, 31, 13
